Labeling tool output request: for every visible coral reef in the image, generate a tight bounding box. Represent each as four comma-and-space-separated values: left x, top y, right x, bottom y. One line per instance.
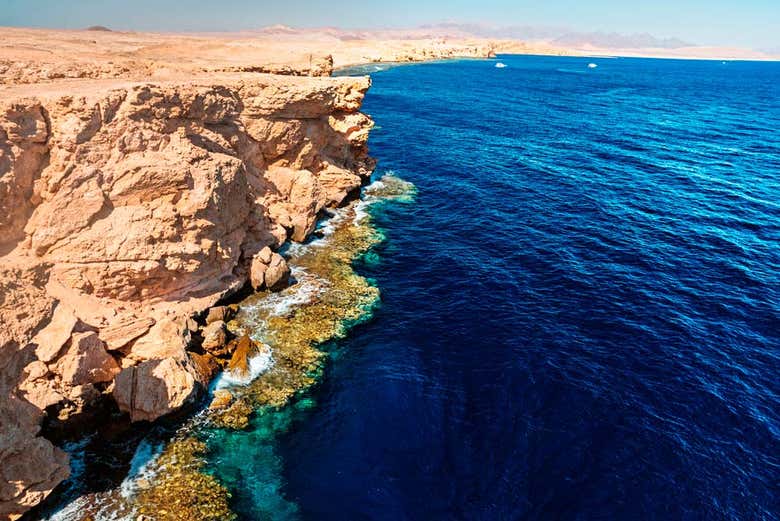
135, 438, 236, 521
122, 175, 415, 521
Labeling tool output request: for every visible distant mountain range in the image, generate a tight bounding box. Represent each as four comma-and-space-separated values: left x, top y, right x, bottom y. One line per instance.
255, 22, 693, 50
418, 23, 693, 49
250, 24, 774, 59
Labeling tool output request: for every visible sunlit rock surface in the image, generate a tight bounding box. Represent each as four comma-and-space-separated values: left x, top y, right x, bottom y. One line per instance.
0, 71, 373, 518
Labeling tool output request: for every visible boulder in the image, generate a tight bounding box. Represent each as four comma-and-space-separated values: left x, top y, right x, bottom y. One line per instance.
265, 253, 290, 290
205, 306, 235, 325
184, 316, 200, 335
32, 304, 78, 363
99, 315, 156, 351
189, 352, 221, 385
22, 360, 49, 381
0, 417, 70, 520
226, 335, 258, 378
18, 361, 64, 410
201, 320, 229, 353
112, 358, 198, 422
54, 332, 120, 386
250, 253, 269, 290
255, 246, 273, 265
250, 247, 290, 291
125, 318, 191, 363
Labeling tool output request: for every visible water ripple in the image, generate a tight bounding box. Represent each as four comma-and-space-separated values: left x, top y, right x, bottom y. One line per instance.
273, 56, 780, 520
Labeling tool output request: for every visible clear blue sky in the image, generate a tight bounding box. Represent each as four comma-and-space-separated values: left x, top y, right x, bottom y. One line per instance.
2, 0, 778, 50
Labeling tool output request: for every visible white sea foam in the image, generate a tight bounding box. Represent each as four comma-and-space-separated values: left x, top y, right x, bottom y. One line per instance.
364, 177, 387, 193
47, 492, 131, 521
285, 208, 350, 255
287, 172, 412, 256
46, 437, 165, 520
46, 497, 102, 521
246, 267, 328, 318
45, 499, 80, 521
353, 199, 371, 224
119, 438, 164, 499
215, 172, 411, 390
314, 208, 340, 238
214, 347, 274, 389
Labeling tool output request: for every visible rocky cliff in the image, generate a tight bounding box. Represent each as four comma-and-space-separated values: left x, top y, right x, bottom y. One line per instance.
0, 72, 374, 520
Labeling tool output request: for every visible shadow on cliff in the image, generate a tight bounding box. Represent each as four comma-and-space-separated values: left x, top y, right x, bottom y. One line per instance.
0, 121, 51, 258
23, 360, 210, 520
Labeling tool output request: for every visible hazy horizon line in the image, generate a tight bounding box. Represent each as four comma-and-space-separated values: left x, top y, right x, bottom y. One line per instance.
3, 21, 775, 54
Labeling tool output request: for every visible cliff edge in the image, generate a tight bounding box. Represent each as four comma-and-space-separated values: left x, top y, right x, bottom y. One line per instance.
0, 26, 503, 519
0, 72, 373, 519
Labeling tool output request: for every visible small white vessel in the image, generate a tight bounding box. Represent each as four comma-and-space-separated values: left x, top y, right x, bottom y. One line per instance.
495, 62, 507, 68
588, 63, 598, 69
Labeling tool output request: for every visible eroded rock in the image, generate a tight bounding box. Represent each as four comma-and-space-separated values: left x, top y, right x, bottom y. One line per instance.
265, 252, 291, 290
189, 352, 221, 385
0, 415, 70, 520
250, 247, 290, 291
0, 68, 374, 517
32, 304, 78, 363
205, 306, 235, 325
201, 320, 228, 353
112, 357, 198, 422
99, 315, 156, 351
209, 389, 234, 410
226, 335, 259, 378
54, 331, 119, 386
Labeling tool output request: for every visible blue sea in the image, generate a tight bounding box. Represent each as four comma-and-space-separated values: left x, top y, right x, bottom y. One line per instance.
30, 55, 780, 521
268, 56, 780, 520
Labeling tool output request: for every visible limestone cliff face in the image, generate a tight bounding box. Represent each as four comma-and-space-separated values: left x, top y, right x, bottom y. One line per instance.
0, 73, 374, 519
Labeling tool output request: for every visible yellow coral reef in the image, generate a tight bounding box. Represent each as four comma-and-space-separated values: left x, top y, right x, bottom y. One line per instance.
131, 175, 415, 520
238, 203, 383, 410
135, 438, 236, 521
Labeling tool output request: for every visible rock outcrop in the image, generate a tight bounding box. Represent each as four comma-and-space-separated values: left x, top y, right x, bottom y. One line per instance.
201, 321, 229, 352
0, 71, 374, 519
226, 335, 261, 378
113, 357, 199, 423
205, 305, 235, 325
250, 246, 291, 290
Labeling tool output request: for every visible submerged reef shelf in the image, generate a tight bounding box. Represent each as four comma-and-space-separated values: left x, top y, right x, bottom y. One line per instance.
42, 174, 416, 521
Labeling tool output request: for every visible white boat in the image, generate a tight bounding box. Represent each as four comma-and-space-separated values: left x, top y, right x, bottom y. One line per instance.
588, 63, 598, 69
495, 62, 507, 68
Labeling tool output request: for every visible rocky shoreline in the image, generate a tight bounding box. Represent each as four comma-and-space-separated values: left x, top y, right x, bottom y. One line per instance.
27, 174, 416, 521
0, 72, 375, 519
0, 30, 488, 519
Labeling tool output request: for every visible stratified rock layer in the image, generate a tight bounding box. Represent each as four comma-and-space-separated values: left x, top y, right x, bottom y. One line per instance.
0, 72, 373, 519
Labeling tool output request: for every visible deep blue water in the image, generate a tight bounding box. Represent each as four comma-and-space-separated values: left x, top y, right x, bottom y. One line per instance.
279, 56, 780, 520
